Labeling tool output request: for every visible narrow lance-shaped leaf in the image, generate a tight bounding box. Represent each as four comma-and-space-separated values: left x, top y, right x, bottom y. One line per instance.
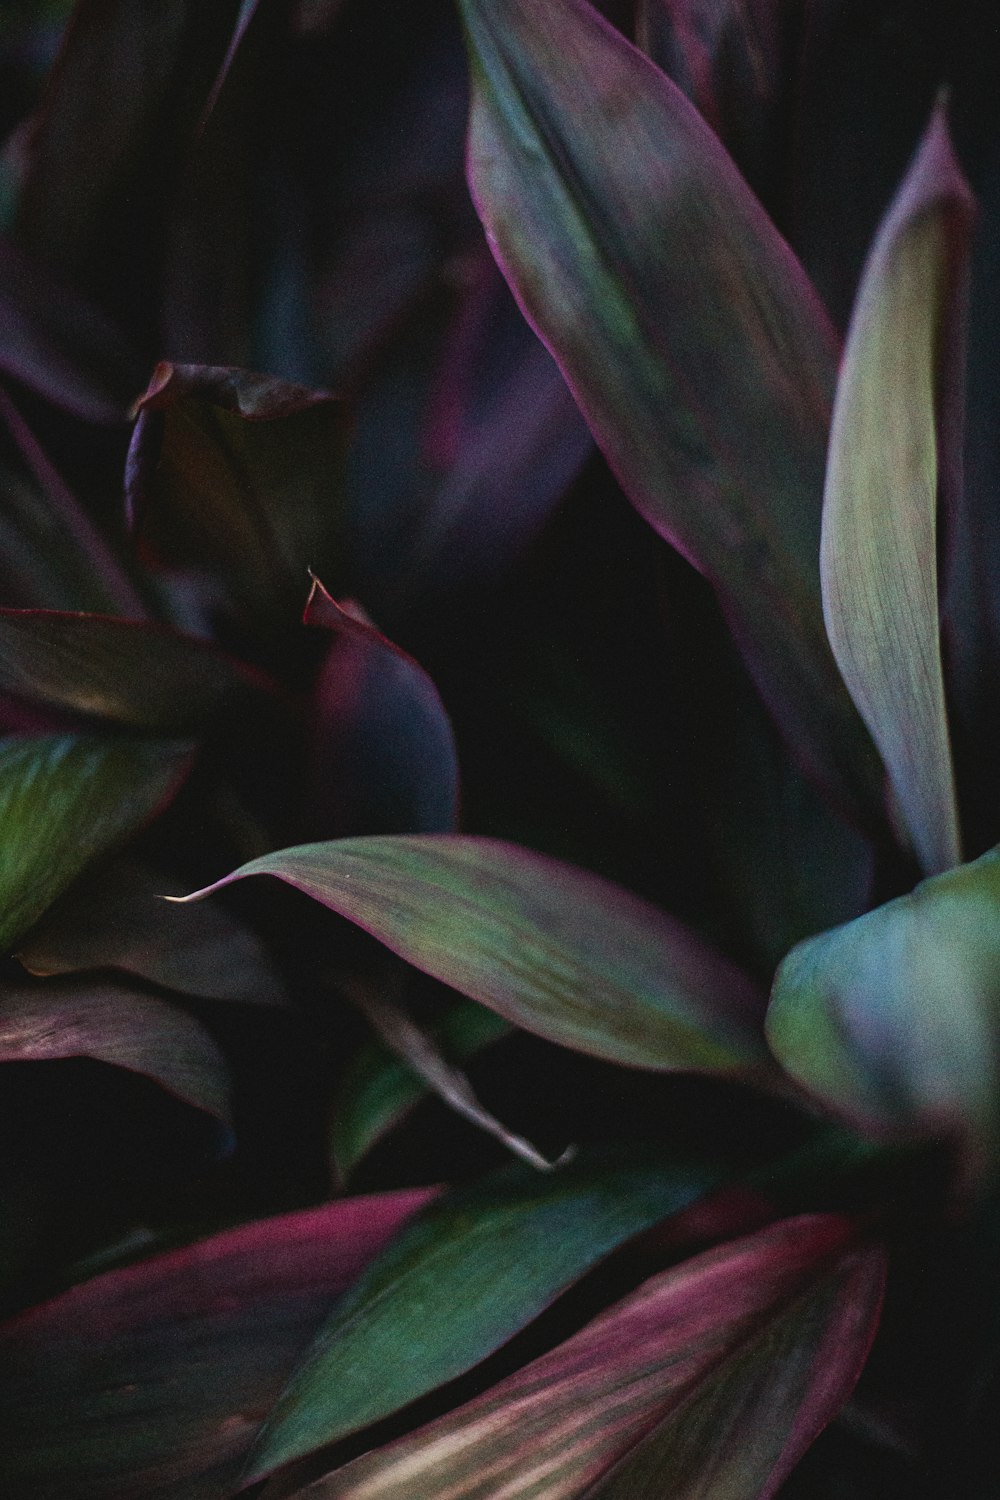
767, 841, 1000, 1181
0, 734, 190, 953
0, 1189, 436, 1500
171, 835, 769, 1075
457, 0, 884, 826
820, 102, 972, 875
283, 1216, 885, 1500
0, 976, 232, 1125
245, 1152, 726, 1483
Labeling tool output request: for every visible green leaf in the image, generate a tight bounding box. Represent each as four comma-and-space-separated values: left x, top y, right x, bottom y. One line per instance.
282, 1216, 884, 1500
332, 997, 510, 1180
0, 976, 231, 1124
0, 609, 268, 731
0, 734, 189, 952
245, 1152, 724, 1482
820, 102, 972, 876
457, 0, 883, 826
172, 835, 769, 1074
767, 843, 1000, 1177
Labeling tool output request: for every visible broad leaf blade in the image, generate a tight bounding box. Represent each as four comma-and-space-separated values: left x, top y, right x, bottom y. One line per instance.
305, 579, 459, 836
820, 103, 972, 875
246, 1152, 725, 1482
173, 836, 769, 1074
0, 608, 268, 731
0, 976, 231, 1124
767, 843, 1000, 1176
0, 734, 190, 952
18, 859, 289, 1008
285, 1217, 884, 1500
457, 0, 883, 825
0, 1190, 435, 1500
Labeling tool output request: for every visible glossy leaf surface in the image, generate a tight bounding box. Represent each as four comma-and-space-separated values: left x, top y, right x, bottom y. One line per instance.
820, 104, 971, 875
174, 836, 769, 1074
247, 1152, 724, 1481
288, 1216, 884, 1499
458, 0, 883, 824
332, 997, 510, 1180
305, 579, 459, 835
0, 1190, 435, 1500
0, 609, 266, 731
18, 859, 288, 1007
0, 976, 231, 1123
768, 843, 1000, 1172
0, 735, 189, 952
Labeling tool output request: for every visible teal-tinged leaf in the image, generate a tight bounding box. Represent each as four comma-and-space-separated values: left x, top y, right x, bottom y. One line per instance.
282, 1216, 884, 1500
457, 0, 883, 826
18, 859, 289, 1008
0, 975, 231, 1124
0, 609, 268, 731
767, 843, 1000, 1177
172, 835, 769, 1074
820, 103, 972, 876
245, 1152, 725, 1483
332, 997, 510, 1180
0, 1190, 435, 1500
0, 734, 189, 952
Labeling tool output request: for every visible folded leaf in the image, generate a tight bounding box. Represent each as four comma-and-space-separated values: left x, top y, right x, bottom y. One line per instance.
246, 1151, 724, 1482
285, 1216, 884, 1500
332, 996, 510, 1180
18, 859, 288, 1007
0, 1189, 435, 1500
0, 975, 231, 1124
457, 0, 883, 825
0, 608, 268, 731
767, 843, 1000, 1176
304, 579, 459, 835
0, 734, 190, 952
820, 102, 972, 875
172, 835, 769, 1074
126, 363, 344, 630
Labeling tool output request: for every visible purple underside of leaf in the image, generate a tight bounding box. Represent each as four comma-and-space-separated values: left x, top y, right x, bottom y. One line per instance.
0, 976, 232, 1123
284, 1215, 885, 1500
820, 100, 972, 877
304, 578, 459, 835
456, 0, 885, 830
0, 608, 272, 731
171, 835, 770, 1075
0, 1189, 436, 1500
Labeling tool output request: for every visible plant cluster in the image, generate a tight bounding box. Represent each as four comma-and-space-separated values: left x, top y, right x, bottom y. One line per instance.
0, 1, 999, 1497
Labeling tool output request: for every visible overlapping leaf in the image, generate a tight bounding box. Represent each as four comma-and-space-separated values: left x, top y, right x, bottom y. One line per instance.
172, 835, 769, 1074
304, 579, 459, 836
246, 1152, 725, 1482
0, 1189, 435, 1500
0, 734, 190, 952
768, 842, 1000, 1177
0, 608, 268, 731
18, 859, 288, 1007
282, 1216, 884, 1499
0, 975, 231, 1123
820, 104, 971, 875
457, 0, 883, 825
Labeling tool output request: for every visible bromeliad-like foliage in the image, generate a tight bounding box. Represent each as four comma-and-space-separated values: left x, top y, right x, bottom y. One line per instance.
0, 1, 998, 1498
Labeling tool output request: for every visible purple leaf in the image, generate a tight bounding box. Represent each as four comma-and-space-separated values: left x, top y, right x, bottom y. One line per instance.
820, 101, 971, 876
304, 578, 459, 836
18, 859, 289, 1008
457, 0, 884, 827
282, 1216, 884, 1500
0, 974, 232, 1124
0, 1188, 435, 1500
172, 835, 770, 1075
